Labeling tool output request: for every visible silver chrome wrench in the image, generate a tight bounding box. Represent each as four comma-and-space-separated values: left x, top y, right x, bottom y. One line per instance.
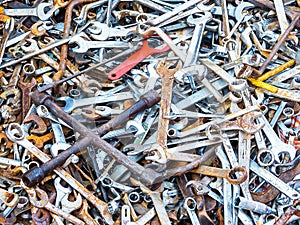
250, 160, 300, 200
6, 123, 113, 224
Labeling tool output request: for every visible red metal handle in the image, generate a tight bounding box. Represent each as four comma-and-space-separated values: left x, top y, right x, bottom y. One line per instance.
108, 40, 169, 80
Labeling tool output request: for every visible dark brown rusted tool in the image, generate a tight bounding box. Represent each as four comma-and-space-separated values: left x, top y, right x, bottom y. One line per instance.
53, 0, 97, 82
22, 89, 161, 187
27, 132, 54, 149
18, 77, 37, 120
32, 208, 51, 225
23, 114, 47, 135
251, 159, 300, 203
274, 200, 300, 225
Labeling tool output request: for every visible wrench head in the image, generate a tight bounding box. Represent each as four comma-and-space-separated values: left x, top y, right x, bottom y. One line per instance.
126, 120, 145, 136
21, 39, 39, 53
144, 143, 167, 164
186, 11, 213, 26
196, 1, 215, 12
186, 180, 210, 195
55, 96, 75, 113
36, 3, 54, 21
88, 22, 110, 40
95, 106, 112, 117
174, 65, 207, 84
234, 2, 255, 22
50, 143, 71, 157
36, 105, 51, 118
239, 111, 264, 134
147, 62, 159, 78
271, 143, 296, 163
69, 35, 89, 53
30, 21, 48, 36
61, 193, 83, 213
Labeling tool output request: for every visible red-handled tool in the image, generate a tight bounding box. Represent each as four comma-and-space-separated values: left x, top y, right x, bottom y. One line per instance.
108, 39, 170, 80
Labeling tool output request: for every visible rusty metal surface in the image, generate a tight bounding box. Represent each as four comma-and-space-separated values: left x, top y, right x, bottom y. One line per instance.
0, 0, 300, 224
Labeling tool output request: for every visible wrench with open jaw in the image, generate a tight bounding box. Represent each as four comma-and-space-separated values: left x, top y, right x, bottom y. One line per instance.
56, 92, 134, 114
21, 89, 162, 187
6, 123, 113, 224
21, 182, 85, 225
108, 39, 170, 80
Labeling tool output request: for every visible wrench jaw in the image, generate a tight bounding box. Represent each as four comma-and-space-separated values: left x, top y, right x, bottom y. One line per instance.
126, 121, 145, 136
55, 97, 74, 114
50, 143, 71, 157
196, 1, 215, 11
88, 21, 111, 40
21, 39, 39, 53
145, 143, 167, 164
30, 90, 53, 107
271, 145, 296, 163
239, 111, 264, 134
36, 3, 54, 21
69, 35, 89, 53
234, 2, 255, 21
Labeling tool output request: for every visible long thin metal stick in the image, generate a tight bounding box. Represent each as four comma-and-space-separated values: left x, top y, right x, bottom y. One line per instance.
37, 44, 142, 92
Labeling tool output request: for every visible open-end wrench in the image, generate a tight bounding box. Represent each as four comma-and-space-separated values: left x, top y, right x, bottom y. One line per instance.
184, 11, 213, 67
56, 92, 134, 113
18, 78, 37, 120
23, 114, 47, 135
88, 22, 135, 40
0, 18, 14, 64
108, 39, 170, 80
69, 34, 131, 53
6, 123, 114, 224
54, 177, 71, 208
4, 3, 55, 21
255, 110, 296, 162
250, 160, 300, 201
61, 192, 82, 214
190, 165, 247, 185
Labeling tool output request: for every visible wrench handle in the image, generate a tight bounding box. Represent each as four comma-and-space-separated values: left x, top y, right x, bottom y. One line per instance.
108, 40, 169, 80
23, 89, 160, 187
108, 40, 150, 80
191, 165, 247, 185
